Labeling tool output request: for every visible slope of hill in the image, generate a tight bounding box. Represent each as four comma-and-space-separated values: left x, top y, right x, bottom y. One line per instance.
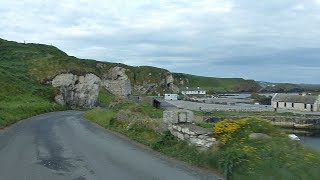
0, 39, 64, 127
0, 38, 298, 126
173, 73, 261, 93
258, 82, 320, 93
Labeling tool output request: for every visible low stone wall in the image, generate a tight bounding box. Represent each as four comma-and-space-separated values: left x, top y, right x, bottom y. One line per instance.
204, 116, 320, 129
164, 110, 217, 148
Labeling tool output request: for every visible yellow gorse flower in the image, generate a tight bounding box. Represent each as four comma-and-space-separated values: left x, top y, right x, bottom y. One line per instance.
213, 118, 249, 144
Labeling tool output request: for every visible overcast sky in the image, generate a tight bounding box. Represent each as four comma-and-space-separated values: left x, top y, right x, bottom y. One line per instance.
1, 0, 320, 84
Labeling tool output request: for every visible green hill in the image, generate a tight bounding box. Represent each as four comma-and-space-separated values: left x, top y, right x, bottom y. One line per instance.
0, 38, 263, 126
0, 39, 64, 127
173, 73, 261, 93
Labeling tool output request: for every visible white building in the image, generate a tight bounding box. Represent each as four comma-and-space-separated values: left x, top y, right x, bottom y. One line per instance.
181, 87, 206, 95
164, 94, 178, 100
271, 93, 320, 112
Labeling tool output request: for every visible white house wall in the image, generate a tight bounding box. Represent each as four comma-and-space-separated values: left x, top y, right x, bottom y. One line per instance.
164, 94, 178, 100
181, 91, 206, 95
272, 101, 319, 112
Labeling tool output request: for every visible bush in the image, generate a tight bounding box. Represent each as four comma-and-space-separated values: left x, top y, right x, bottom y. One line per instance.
213, 118, 320, 179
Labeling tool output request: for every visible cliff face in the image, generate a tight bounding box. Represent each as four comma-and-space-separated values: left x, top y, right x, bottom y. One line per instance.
51, 73, 101, 109
101, 66, 132, 97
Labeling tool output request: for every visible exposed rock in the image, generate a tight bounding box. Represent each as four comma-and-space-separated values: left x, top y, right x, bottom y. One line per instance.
54, 94, 65, 105
52, 73, 100, 109
166, 74, 174, 84
102, 66, 132, 97
168, 83, 180, 93
165, 73, 180, 93
96, 63, 105, 68
179, 80, 184, 86
134, 83, 158, 95
288, 134, 300, 141
249, 133, 271, 140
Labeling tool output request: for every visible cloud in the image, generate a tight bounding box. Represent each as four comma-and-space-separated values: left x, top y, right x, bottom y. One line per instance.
0, 0, 319, 84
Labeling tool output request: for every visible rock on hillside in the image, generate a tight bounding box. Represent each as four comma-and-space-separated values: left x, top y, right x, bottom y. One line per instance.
52, 73, 100, 109
166, 74, 180, 93
101, 66, 132, 97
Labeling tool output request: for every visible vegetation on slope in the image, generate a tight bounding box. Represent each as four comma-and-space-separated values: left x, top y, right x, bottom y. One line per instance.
86, 93, 320, 180
0, 38, 172, 126
85, 100, 219, 174
173, 73, 262, 93
213, 118, 320, 179
0, 39, 64, 127
260, 83, 320, 93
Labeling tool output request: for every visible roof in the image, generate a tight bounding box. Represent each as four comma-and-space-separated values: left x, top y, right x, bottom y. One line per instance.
272, 94, 319, 104
181, 89, 206, 91
153, 97, 176, 108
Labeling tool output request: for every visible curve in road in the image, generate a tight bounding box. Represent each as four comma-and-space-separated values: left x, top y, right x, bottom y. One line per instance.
0, 111, 221, 180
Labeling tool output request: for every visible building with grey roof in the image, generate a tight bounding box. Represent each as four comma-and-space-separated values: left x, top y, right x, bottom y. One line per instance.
181, 87, 206, 95
271, 93, 320, 112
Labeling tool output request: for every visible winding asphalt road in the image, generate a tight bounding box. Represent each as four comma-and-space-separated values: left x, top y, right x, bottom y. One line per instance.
0, 111, 221, 180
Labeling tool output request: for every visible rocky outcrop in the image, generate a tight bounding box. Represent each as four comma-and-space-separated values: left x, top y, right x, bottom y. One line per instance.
164, 109, 217, 149
134, 83, 158, 95
101, 67, 132, 97
166, 74, 180, 93
52, 73, 101, 109
249, 133, 271, 140
168, 83, 179, 93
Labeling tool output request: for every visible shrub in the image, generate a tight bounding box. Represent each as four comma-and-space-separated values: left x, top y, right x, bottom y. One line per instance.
213, 118, 248, 144
212, 118, 320, 179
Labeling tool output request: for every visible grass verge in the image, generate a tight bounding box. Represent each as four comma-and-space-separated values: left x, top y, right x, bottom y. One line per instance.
84, 104, 219, 173
86, 105, 320, 180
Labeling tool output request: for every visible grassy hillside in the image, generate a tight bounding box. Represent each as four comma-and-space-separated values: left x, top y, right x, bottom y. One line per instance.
260, 83, 320, 93
0, 38, 281, 127
0, 39, 172, 126
173, 73, 261, 93
0, 39, 64, 127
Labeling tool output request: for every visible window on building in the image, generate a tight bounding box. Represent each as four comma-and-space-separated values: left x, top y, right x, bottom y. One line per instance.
304, 104, 307, 109
292, 103, 294, 108
276, 102, 279, 108
284, 102, 287, 107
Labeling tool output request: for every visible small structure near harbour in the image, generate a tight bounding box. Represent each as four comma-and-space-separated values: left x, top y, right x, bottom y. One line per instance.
272, 93, 320, 112
181, 87, 206, 95
164, 94, 178, 101
163, 109, 217, 148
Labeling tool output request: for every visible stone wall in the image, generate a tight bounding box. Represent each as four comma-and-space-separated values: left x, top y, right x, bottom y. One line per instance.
204, 115, 320, 129
272, 101, 318, 112
164, 109, 217, 148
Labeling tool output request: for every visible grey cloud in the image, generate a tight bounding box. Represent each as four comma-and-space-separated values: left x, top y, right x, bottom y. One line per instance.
0, 0, 319, 84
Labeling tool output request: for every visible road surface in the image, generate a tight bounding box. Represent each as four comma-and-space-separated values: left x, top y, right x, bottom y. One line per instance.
0, 111, 220, 180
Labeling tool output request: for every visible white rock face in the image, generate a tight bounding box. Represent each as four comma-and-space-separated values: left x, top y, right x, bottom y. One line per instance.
52, 73, 101, 109
102, 67, 132, 97
166, 74, 174, 84
165, 73, 180, 93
